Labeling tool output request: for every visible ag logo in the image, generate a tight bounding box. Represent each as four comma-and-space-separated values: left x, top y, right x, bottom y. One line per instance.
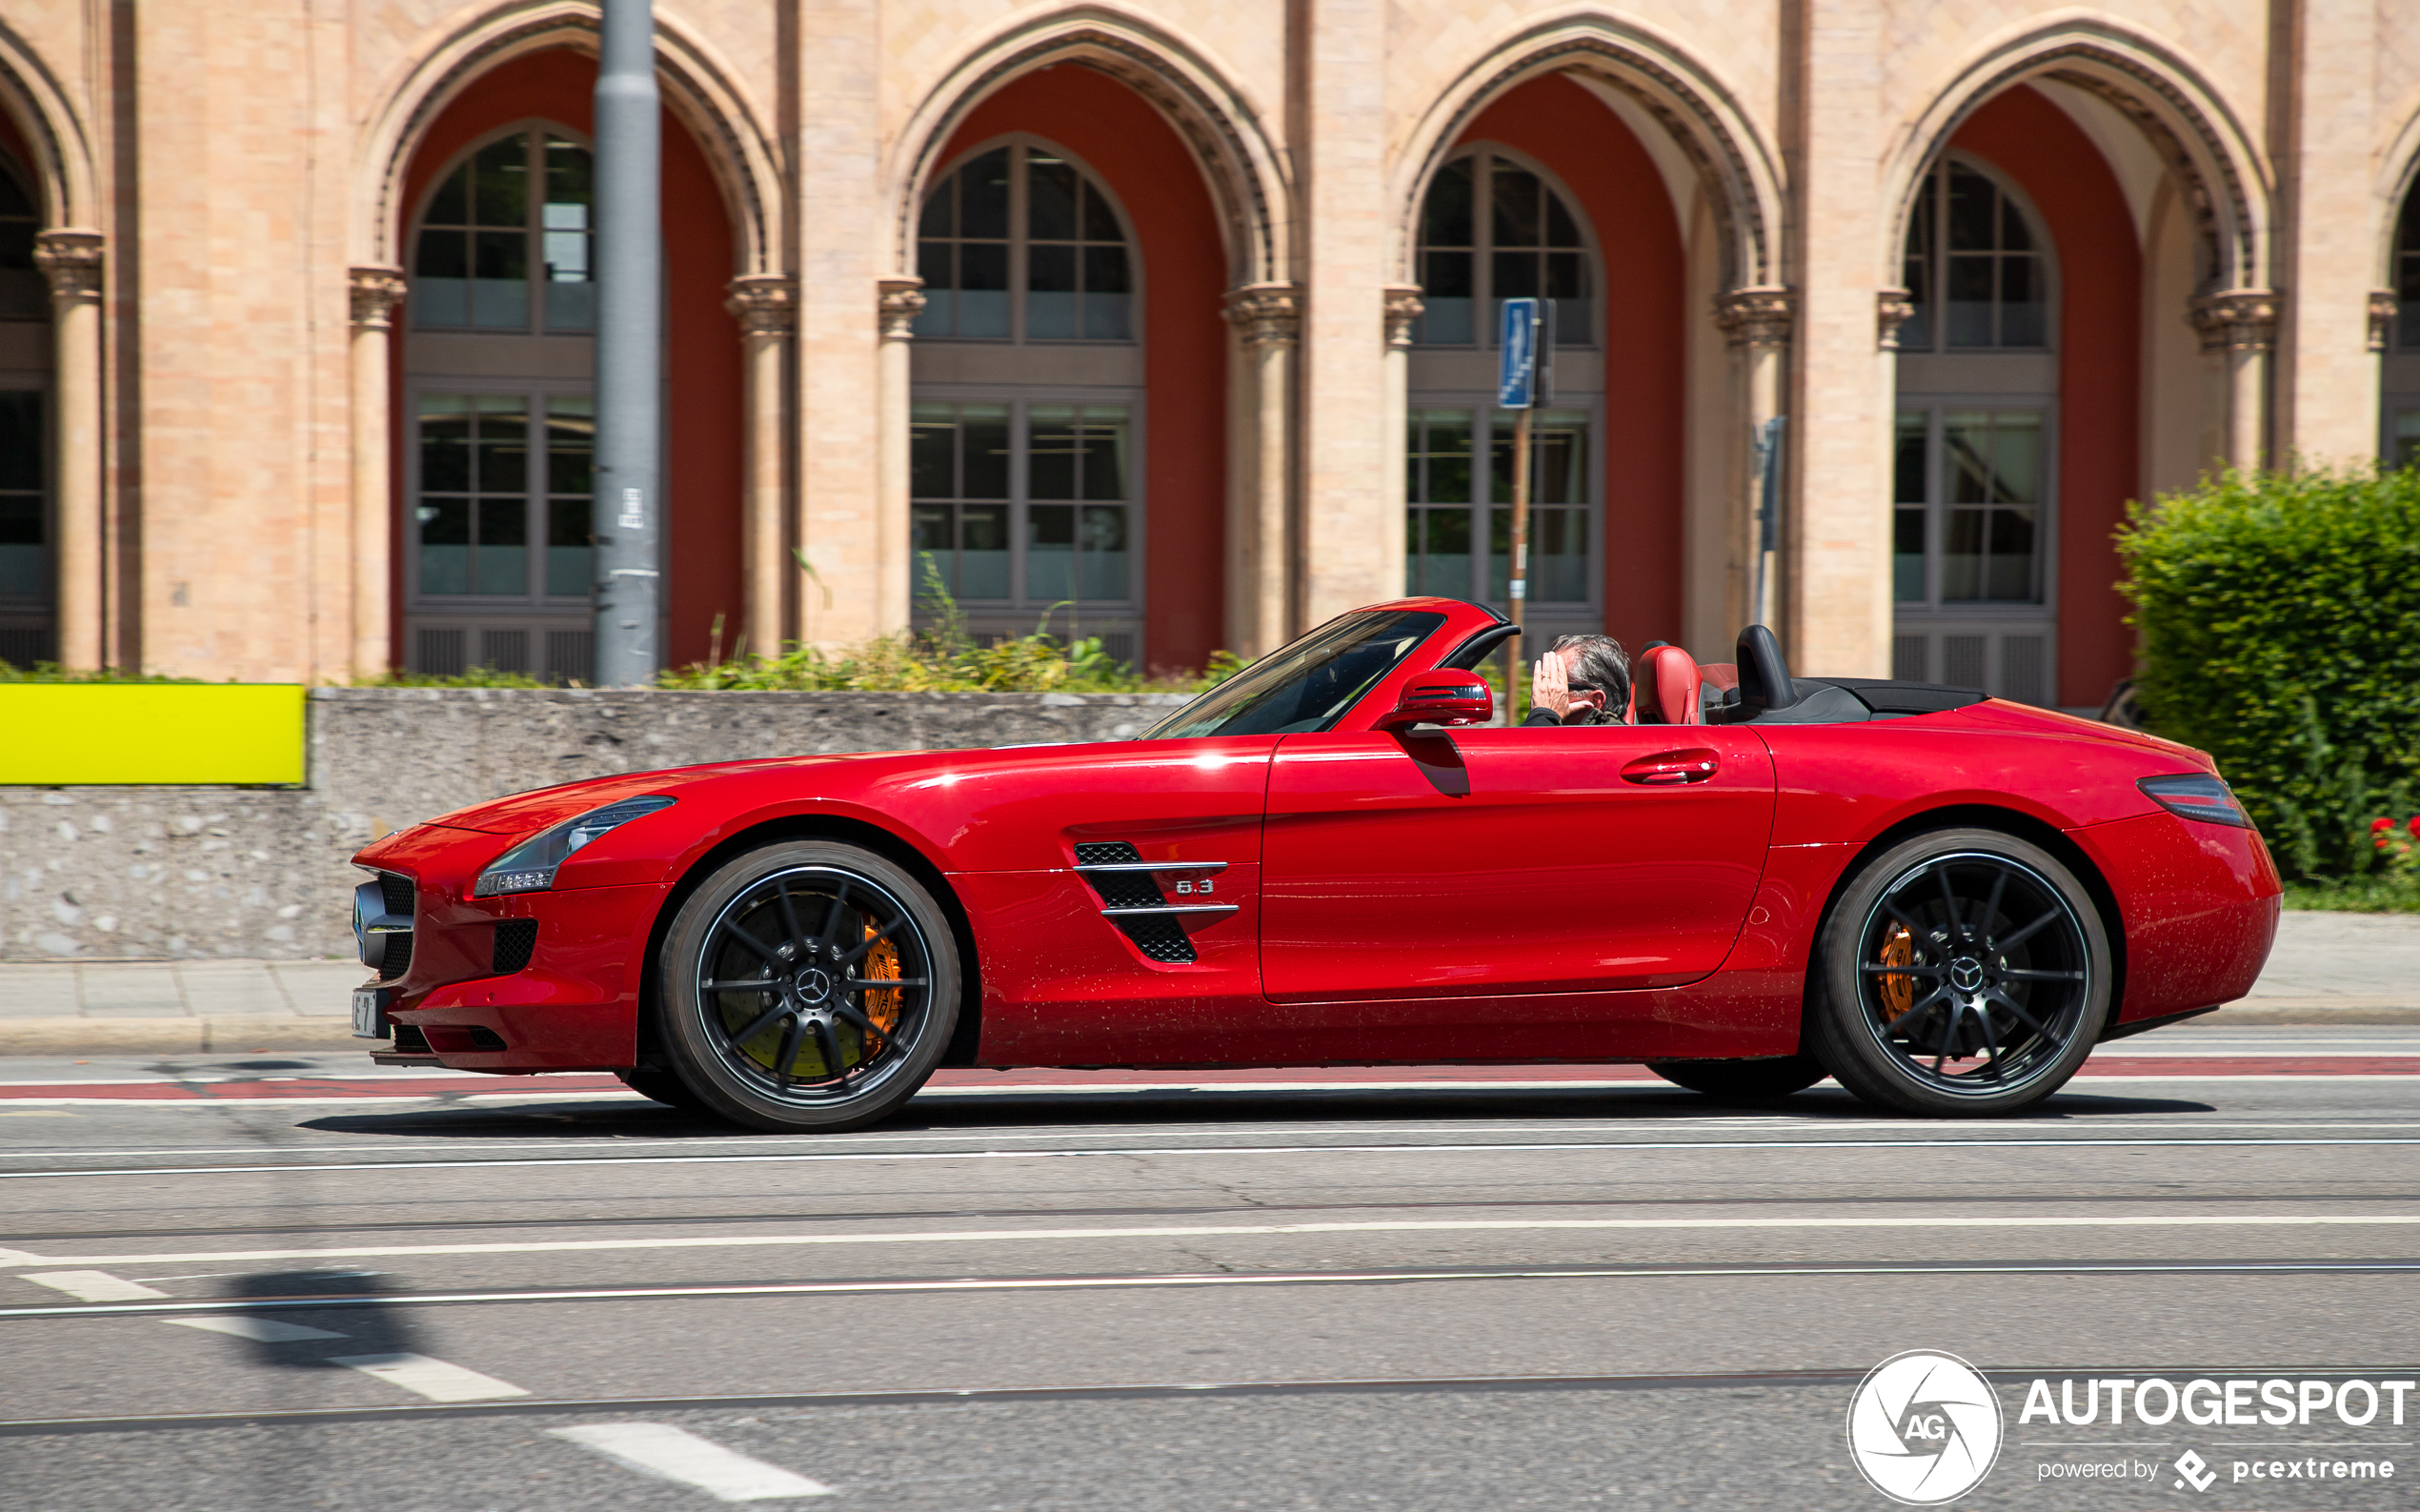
1846, 1350, 2004, 1504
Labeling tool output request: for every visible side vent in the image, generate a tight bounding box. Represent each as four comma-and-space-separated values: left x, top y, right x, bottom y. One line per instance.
492, 919, 539, 976
1072, 840, 1213, 965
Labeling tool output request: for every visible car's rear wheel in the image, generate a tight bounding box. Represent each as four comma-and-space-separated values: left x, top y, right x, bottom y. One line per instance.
1644, 1056, 1827, 1100
1808, 828, 2109, 1117
657, 840, 959, 1133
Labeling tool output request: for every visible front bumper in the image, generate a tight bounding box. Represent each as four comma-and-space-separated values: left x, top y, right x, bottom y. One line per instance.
353, 821, 664, 1072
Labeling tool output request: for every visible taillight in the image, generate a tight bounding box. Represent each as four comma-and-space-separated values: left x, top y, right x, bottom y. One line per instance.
2138, 773, 2251, 829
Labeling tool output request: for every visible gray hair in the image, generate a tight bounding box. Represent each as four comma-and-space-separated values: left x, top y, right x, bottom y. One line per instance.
1550, 634, 1632, 714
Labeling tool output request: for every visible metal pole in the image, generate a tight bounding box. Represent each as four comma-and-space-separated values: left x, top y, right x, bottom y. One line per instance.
593, 0, 662, 686
1506, 404, 1533, 717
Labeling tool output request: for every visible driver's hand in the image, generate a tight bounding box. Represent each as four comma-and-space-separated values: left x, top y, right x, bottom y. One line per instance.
1531, 655, 1571, 721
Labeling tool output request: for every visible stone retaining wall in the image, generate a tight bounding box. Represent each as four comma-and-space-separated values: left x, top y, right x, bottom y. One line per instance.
2, 688, 1186, 962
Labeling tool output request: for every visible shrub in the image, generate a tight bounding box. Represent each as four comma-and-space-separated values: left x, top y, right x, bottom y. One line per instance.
0, 662, 202, 683
658, 559, 1244, 696
2117, 463, 2420, 877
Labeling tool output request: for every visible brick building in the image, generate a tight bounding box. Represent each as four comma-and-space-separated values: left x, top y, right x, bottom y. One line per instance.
1, 1, 2416, 708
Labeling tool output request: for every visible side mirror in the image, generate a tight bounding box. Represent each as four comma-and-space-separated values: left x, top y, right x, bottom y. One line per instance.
1379, 673, 1494, 730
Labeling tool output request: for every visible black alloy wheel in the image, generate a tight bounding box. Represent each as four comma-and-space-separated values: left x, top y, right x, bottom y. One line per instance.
657, 840, 959, 1132
1644, 1056, 1828, 1101
1809, 828, 2110, 1117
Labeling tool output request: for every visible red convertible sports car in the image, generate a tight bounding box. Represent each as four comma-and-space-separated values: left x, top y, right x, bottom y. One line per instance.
349, 597, 2279, 1128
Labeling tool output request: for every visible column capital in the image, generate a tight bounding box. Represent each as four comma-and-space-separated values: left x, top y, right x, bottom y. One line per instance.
1713, 286, 1794, 350
33, 229, 105, 304
2189, 288, 2280, 354
347, 265, 408, 331
1382, 285, 1424, 350
1222, 282, 1301, 349
877, 276, 926, 341
2370, 289, 2399, 354
725, 273, 797, 335
1873, 288, 1916, 351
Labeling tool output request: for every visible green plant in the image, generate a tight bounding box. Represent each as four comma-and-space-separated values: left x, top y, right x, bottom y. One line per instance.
658, 555, 1245, 696
0, 661, 203, 683
349, 666, 555, 689
2117, 462, 2420, 878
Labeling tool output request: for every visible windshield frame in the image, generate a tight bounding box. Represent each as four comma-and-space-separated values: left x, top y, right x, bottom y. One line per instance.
1137, 609, 1453, 740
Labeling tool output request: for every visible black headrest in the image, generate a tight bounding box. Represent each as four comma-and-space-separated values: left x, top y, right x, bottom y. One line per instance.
1734, 625, 1797, 716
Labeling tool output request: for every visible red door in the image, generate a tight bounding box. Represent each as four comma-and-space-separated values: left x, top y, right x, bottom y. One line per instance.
1260, 725, 1775, 1003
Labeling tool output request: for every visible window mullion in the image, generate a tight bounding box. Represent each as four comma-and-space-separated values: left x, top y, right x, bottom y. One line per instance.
1008, 145, 1025, 346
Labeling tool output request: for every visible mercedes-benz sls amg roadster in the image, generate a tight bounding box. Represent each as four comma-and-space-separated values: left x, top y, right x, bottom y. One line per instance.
347, 597, 2279, 1128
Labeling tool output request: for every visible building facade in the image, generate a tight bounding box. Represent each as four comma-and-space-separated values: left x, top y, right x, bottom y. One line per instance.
2, 1, 2418, 707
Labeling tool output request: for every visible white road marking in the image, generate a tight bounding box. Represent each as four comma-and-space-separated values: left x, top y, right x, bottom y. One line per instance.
328, 1353, 529, 1402
161, 1315, 347, 1341
550, 1423, 834, 1501
10, 1132, 2420, 1183
6, 1210, 2420, 1270
18, 1270, 170, 1301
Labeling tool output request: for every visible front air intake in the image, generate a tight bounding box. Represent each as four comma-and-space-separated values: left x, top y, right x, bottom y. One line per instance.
492, 919, 538, 976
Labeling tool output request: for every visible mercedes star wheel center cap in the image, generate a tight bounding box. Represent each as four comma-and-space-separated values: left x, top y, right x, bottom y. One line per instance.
1949, 958, 1986, 994
795, 967, 833, 1003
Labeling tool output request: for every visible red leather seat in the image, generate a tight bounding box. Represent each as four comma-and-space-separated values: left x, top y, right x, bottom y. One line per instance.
1635, 645, 1704, 725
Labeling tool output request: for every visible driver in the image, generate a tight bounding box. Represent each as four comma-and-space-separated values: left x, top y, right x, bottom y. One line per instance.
1524, 634, 1632, 726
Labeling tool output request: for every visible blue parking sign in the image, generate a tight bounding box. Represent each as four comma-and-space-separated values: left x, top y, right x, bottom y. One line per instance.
1497, 298, 1539, 409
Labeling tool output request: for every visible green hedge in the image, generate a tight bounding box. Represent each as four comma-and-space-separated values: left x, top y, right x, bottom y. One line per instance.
2117, 463, 2420, 878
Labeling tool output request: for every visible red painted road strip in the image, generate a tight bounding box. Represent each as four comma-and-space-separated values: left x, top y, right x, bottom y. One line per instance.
0, 1058, 2417, 1101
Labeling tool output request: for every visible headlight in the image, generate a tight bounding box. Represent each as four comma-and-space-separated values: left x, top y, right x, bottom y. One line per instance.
472, 795, 677, 897
2138, 773, 2251, 828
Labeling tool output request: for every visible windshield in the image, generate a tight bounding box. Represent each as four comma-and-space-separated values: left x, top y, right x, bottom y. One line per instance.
1139, 610, 1450, 739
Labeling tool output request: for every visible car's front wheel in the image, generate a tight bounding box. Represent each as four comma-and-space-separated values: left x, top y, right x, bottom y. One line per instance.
656, 840, 960, 1133
1808, 827, 2110, 1117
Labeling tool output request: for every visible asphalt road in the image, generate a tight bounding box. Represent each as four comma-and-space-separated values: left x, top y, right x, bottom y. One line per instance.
2, 1023, 2417, 1511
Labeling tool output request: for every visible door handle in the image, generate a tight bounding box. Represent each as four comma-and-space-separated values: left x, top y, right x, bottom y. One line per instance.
1621, 749, 1720, 786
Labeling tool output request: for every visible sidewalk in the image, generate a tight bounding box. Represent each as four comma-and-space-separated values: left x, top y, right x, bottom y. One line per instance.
0, 911, 2414, 1054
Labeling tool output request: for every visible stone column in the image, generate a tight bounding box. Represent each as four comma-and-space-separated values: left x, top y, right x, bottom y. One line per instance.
1381, 286, 1422, 605
32, 231, 104, 670
1713, 286, 1795, 633
1299, 0, 1392, 628
725, 274, 797, 659
1221, 284, 1301, 657
344, 267, 408, 679
875, 278, 925, 636
1788, 0, 1891, 677
2190, 291, 2279, 470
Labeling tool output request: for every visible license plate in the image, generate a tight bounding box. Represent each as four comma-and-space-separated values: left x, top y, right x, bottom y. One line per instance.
352, 988, 389, 1039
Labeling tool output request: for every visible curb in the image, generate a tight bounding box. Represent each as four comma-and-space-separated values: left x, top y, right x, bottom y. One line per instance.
0, 1019, 365, 1056
2, 1002, 2415, 1058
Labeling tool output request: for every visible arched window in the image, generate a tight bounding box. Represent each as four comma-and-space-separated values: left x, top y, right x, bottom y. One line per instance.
1414, 151, 1592, 347
915, 144, 1134, 342
1897, 159, 2047, 352
0, 155, 39, 316
2389, 187, 2420, 465
0, 152, 46, 667
402, 123, 598, 680
413, 127, 595, 333
1402, 148, 1600, 635
907, 139, 1142, 665
1892, 155, 2057, 703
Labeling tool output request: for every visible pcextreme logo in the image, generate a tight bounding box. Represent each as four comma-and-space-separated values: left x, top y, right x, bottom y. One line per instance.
1846, 1350, 2005, 1504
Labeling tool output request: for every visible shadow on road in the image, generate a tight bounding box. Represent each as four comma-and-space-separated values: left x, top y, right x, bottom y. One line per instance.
295, 1083, 2215, 1140
223, 1270, 417, 1367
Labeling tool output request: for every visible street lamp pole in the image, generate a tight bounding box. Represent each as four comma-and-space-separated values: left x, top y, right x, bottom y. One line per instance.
592, 0, 662, 686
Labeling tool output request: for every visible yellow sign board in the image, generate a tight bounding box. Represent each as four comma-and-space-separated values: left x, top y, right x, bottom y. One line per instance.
0, 685, 308, 785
